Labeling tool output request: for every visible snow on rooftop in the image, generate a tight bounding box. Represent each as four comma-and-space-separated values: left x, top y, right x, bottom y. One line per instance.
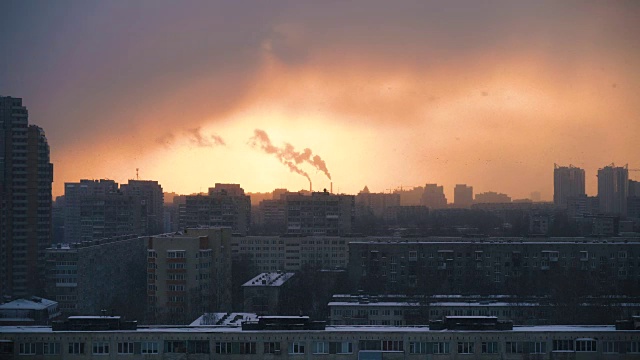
0, 297, 57, 311
242, 272, 294, 287
190, 313, 258, 326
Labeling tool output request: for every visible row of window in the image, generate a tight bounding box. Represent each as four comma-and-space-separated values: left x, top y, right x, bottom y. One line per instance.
16, 339, 640, 355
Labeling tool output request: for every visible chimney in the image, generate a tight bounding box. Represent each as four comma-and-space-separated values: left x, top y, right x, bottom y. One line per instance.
309, 180, 312, 192
331, 182, 333, 194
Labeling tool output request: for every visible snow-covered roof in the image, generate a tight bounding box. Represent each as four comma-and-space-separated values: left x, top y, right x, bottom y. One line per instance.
0, 297, 57, 311
242, 272, 294, 287
0, 325, 625, 334
190, 313, 258, 326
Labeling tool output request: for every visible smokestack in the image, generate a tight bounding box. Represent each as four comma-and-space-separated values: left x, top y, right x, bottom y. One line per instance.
310, 180, 312, 192
331, 182, 333, 194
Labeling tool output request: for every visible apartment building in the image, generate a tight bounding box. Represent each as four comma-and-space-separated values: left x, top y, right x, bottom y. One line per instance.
285, 191, 355, 236
242, 272, 295, 314
44, 235, 147, 317
232, 236, 349, 272
182, 184, 251, 235
349, 238, 640, 295
1, 317, 639, 359
147, 228, 232, 324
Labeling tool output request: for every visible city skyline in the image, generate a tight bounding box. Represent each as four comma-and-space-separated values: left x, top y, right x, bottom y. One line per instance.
1, 1, 639, 201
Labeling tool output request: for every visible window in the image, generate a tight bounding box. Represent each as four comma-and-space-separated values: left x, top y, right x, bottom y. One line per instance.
187, 340, 210, 354
43, 343, 60, 355
19, 343, 36, 355
458, 342, 474, 354
314, 341, 328, 354
117, 342, 134, 354
289, 341, 305, 354
575, 339, 596, 352
506, 341, 524, 353
529, 341, 546, 353
432, 342, 450, 354
552, 340, 574, 351
482, 342, 498, 354
141, 342, 158, 354
215, 342, 255, 354
264, 342, 281, 354
68, 342, 84, 354
165, 341, 186, 353
629, 341, 640, 353
92, 342, 109, 355
167, 250, 186, 258
382, 340, 403, 351
603, 341, 620, 353
330, 341, 353, 354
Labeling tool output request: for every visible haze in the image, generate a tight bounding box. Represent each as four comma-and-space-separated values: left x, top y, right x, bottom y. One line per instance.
1, 0, 638, 200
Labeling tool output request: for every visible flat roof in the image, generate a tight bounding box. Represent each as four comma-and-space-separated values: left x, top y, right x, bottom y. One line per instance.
0, 325, 628, 334
242, 272, 294, 287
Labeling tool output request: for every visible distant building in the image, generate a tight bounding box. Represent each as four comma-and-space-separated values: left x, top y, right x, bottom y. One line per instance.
44, 234, 146, 317
554, 164, 586, 208
120, 180, 164, 235
530, 191, 542, 202
284, 191, 354, 236
356, 186, 401, 217
453, 185, 473, 208
64, 179, 163, 242
598, 164, 629, 216
0, 96, 54, 300
242, 272, 295, 315
475, 191, 511, 204
393, 186, 424, 206
147, 228, 232, 324
0, 296, 60, 326
628, 180, 640, 220
421, 184, 447, 209
183, 184, 251, 235
529, 214, 550, 235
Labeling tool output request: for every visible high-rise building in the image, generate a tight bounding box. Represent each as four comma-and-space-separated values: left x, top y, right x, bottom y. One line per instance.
453, 184, 473, 208
284, 191, 355, 236
553, 164, 586, 208
355, 186, 401, 217
183, 183, 251, 235
121, 180, 164, 236
63, 180, 142, 242
421, 184, 447, 209
474, 191, 511, 204
147, 228, 232, 324
0, 96, 53, 299
597, 164, 628, 216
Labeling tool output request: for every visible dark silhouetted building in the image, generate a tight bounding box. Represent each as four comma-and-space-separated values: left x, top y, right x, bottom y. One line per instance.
421, 184, 447, 209
183, 184, 251, 235
598, 164, 628, 216
553, 164, 586, 208
0, 96, 53, 300
120, 180, 164, 235
475, 191, 511, 204
453, 184, 473, 208
356, 186, 401, 217
285, 191, 354, 236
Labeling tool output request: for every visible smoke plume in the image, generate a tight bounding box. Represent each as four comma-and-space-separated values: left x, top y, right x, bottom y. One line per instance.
248, 129, 331, 181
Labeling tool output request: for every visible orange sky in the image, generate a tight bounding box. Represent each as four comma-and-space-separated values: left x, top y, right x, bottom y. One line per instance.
2, 1, 639, 200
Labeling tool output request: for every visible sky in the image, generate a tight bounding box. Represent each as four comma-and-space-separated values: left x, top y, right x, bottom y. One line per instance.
1, 0, 639, 200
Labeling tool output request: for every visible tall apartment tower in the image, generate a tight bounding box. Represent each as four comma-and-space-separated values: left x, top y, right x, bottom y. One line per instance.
421, 184, 447, 209
183, 183, 251, 235
453, 184, 473, 208
553, 164, 586, 208
597, 164, 629, 216
121, 180, 164, 236
0, 96, 54, 299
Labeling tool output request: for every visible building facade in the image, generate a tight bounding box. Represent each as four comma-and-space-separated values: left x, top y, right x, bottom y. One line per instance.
0, 96, 53, 299
1, 320, 639, 359
453, 184, 473, 209
120, 180, 164, 236
349, 238, 640, 296
421, 184, 447, 209
44, 235, 147, 317
232, 236, 349, 272
285, 191, 355, 236
183, 184, 251, 235
598, 164, 629, 216
242, 272, 295, 315
554, 164, 586, 209
147, 228, 232, 324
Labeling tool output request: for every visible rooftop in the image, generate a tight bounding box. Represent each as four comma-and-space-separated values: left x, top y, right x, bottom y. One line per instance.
0, 297, 57, 311
242, 272, 295, 287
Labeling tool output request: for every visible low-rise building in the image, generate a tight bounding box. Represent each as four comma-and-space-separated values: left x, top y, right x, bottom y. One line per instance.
242, 272, 295, 315
0, 297, 60, 326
